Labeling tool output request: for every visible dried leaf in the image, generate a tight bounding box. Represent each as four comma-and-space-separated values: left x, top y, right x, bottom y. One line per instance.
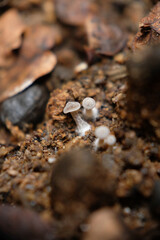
21, 25, 56, 58
0, 51, 57, 103
0, 23, 58, 103
85, 17, 127, 56
140, 2, 160, 34
0, 9, 25, 67
55, 0, 96, 26
133, 2, 160, 50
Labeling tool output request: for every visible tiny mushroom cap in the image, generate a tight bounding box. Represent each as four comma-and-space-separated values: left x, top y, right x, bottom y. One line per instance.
105, 135, 116, 145
95, 126, 110, 139
82, 97, 95, 110
63, 101, 81, 114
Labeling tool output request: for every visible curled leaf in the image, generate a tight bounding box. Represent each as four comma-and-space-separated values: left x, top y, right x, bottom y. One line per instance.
133, 2, 160, 50
0, 23, 58, 103
21, 25, 57, 58
86, 17, 127, 56
55, 0, 96, 26
0, 51, 57, 103
0, 9, 25, 66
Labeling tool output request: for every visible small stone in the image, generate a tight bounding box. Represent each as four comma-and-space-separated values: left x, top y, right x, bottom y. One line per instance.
0, 83, 49, 128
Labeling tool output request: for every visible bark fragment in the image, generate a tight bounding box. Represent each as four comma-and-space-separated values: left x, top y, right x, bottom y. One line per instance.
133, 2, 160, 49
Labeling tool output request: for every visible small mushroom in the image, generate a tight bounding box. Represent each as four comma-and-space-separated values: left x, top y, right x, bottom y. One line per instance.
82, 97, 98, 121
93, 126, 110, 150
74, 62, 88, 74
63, 101, 91, 136
105, 134, 116, 146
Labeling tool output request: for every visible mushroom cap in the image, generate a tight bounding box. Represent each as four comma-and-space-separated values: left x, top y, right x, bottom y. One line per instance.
82, 97, 95, 110
105, 135, 116, 145
95, 126, 110, 139
63, 101, 81, 114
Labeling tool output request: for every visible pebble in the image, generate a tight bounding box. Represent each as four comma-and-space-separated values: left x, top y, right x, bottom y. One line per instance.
0, 83, 49, 128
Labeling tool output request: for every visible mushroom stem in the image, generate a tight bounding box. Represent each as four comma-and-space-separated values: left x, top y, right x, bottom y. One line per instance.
84, 109, 92, 118
71, 112, 91, 136
83, 107, 98, 121
93, 126, 110, 151
93, 139, 106, 151
82, 97, 98, 121
98, 139, 105, 147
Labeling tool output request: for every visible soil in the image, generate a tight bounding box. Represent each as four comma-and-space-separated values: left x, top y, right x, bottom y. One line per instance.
0, 1, 160, 240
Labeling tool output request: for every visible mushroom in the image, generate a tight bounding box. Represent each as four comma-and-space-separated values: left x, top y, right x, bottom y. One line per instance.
82, 97, 98, 120
74, 62, 88, 74
105, 134, 116, 146
93, 126, 110, 150
63, 101, 91, 136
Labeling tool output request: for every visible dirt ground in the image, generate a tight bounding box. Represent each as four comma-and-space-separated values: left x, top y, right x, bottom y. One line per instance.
0, 1, 160, 240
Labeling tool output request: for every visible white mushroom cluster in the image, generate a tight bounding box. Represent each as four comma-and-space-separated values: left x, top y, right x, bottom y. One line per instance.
63, 98, 116, 150
93, 126, 116, 150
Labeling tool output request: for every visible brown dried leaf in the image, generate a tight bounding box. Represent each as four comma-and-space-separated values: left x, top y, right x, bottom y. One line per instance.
55, 0, 96, 26
133, 2, 160, 49
21, 25, 56, 58
140, 2, 160, 34
0, 9, 25, 67
85, 17, 127, 56
0, 23, 58, 103
0, 51, 57, 103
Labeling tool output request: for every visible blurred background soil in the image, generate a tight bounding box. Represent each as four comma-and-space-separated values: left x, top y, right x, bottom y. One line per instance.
0, 1, 160, 240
